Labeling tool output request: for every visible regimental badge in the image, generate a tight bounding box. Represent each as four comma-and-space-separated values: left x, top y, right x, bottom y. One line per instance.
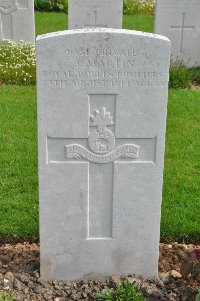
89, 107, 115, 154
65, 107, 140, 164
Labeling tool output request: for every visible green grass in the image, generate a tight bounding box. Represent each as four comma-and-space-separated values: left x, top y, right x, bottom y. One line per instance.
35, 12, 154, 36
162, 90, 200, 243
0, 86, 199, 242
0, 86, 38, 238
35, 12, 68, 36
123, 14, 153, 32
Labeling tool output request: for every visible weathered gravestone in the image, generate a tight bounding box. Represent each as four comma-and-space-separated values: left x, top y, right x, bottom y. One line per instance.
155, 0, 200, 67
36, 28, 170, 280
68, 0, 123, 29
0, 0, 35, 42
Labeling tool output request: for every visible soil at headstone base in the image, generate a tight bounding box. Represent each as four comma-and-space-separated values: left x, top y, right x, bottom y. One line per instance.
0, 242, 199, 301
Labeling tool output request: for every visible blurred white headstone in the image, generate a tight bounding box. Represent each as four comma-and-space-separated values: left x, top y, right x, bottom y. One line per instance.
68, 0, 123, 29
0, 0, 35, 42
155, 0, 200, 67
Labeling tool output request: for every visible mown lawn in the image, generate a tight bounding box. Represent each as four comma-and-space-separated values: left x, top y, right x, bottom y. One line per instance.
162, 90, 200, 242
35, 12, 154, 36
0, 86, 199, 242
0, 86, 38, 238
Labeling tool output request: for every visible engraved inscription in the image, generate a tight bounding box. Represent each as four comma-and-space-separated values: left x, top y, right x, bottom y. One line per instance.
65, 144, 139, 163
42, 46, 168, 89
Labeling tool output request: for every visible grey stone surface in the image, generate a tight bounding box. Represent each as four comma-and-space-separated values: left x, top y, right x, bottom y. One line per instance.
36, 28, 171, 280
155, 0, 200, 67
68, 0, 123, 29
0, 0, 35, 42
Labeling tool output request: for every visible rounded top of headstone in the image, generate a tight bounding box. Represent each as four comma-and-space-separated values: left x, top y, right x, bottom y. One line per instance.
36, 28, 170, 44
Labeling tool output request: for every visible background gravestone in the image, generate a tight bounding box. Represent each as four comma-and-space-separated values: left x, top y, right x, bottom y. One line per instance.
68, 0, 123, 29
36, 28, 170, 280
155, 0, 200, 67
0, 0, 35, 42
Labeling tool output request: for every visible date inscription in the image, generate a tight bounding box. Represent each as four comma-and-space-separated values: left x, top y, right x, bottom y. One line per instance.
41, 46, 168, 89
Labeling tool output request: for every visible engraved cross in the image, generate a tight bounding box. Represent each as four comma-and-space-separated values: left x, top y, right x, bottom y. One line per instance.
48, 94, 156, 240
84, 10, 107, 28
0, 0, 28, 40
171, 12, 195, 53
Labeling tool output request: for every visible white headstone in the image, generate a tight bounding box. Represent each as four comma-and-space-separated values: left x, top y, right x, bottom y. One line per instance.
0, 0, 35, 42
36, 28, 170, 280
155, 0, 200, 67
68, 0, 123, 29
